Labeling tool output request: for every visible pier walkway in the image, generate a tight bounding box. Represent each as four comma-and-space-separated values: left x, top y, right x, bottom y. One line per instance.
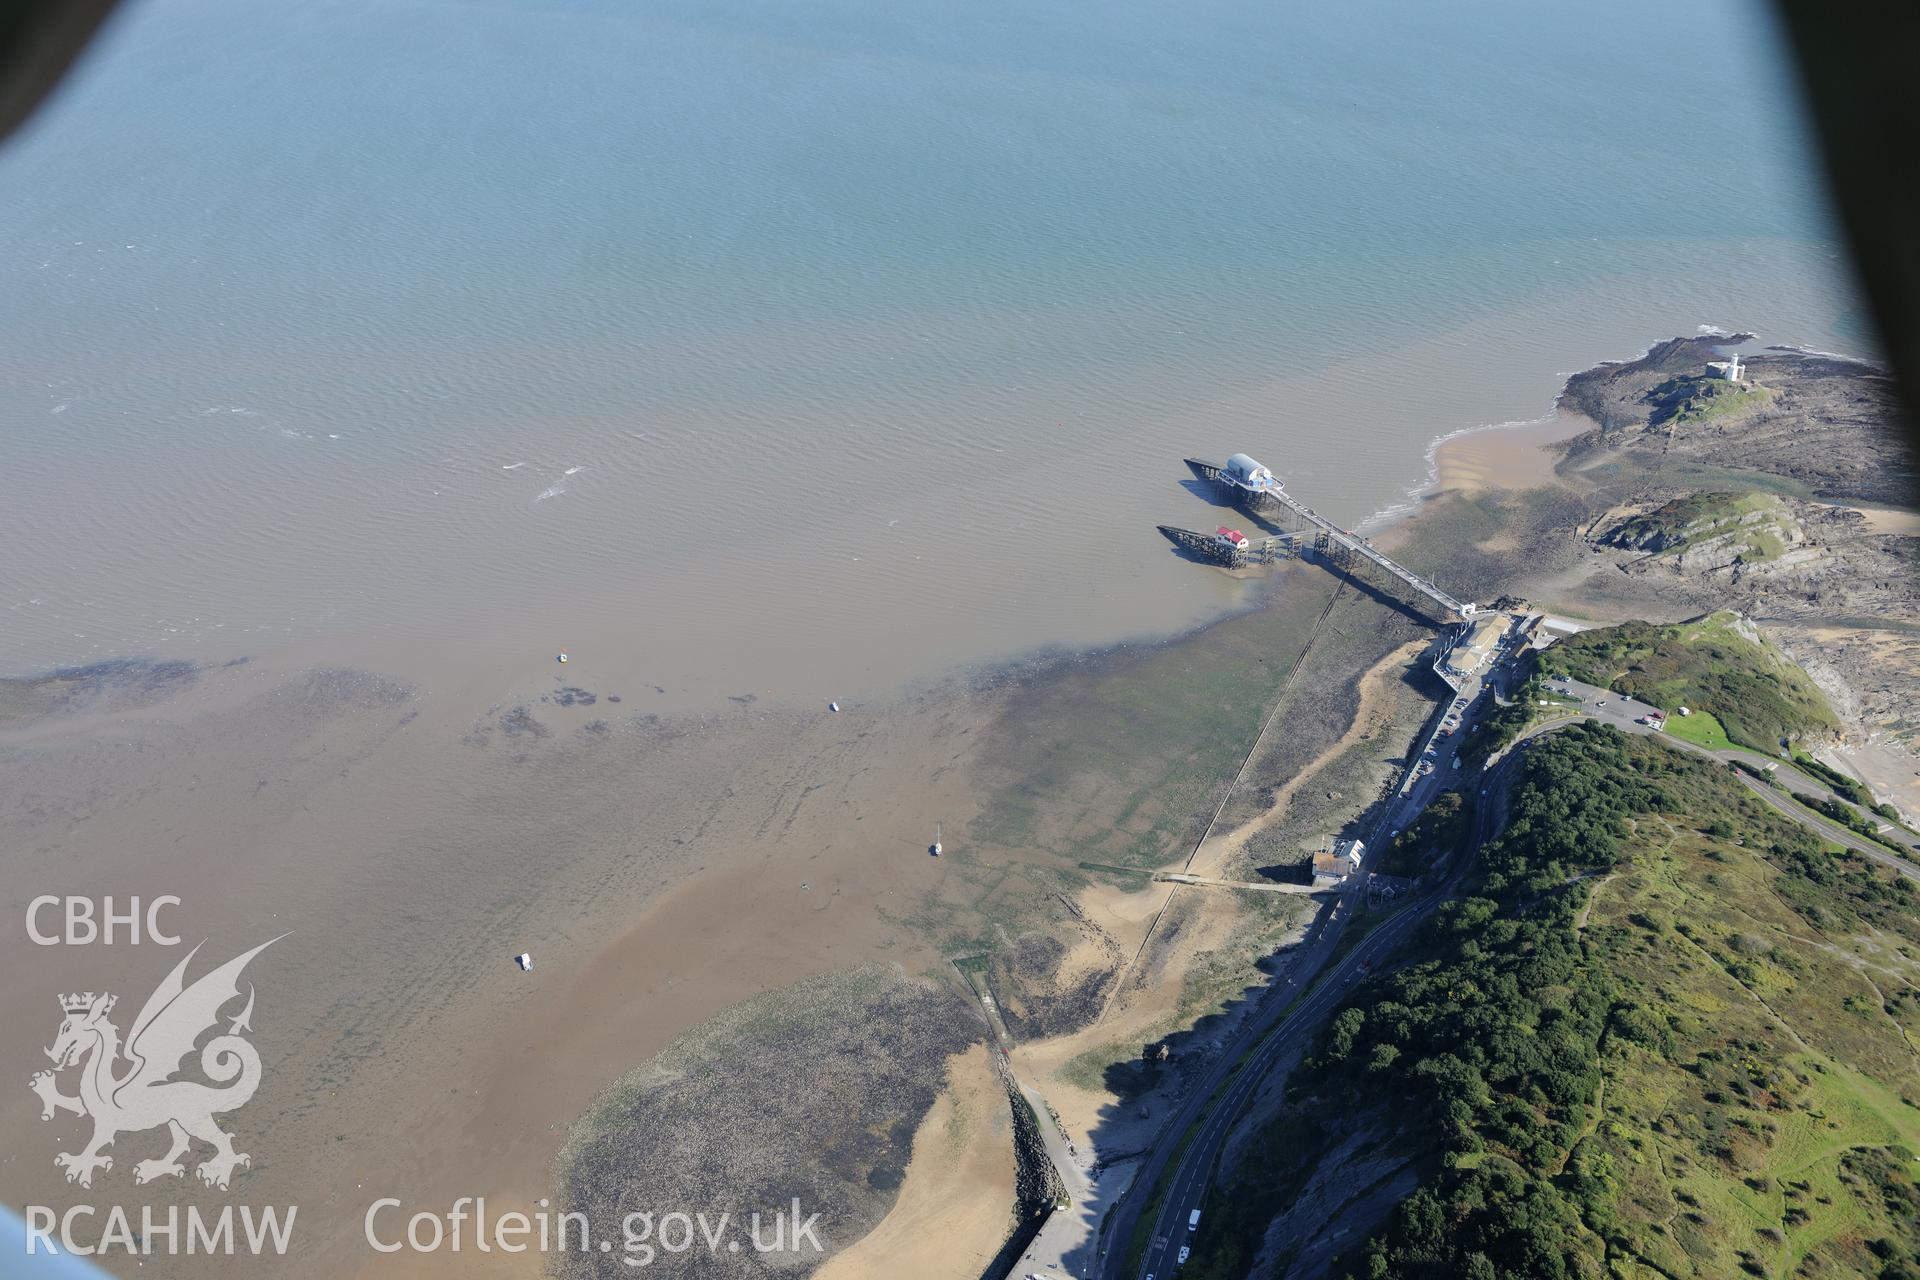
1186, 456, 1473, 622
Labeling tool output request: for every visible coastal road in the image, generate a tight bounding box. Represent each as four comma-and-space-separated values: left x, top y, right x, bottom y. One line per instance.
1090, 894, 1357, 1280
1105, 752, 1518, 1280
1533, 678, 1919, 881
1544, 676, 1919, 836
1729, 771, 1920, 881
1098, 637, 1512, 1274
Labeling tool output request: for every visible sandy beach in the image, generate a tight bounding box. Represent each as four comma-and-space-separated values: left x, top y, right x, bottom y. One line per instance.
1425, 413, 1591, 495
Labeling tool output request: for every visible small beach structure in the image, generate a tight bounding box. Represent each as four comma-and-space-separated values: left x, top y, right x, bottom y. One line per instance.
1220, 452, 1282, 496
1311, 851, 1349, 888
828, 701, 840, 713
1155, 522, 1283, 568
556, 652, 569, 664
1439, 614, 1509, 681
930, 823, 943, 857
513, 953, 534, 972
1311, 839, 1366, 888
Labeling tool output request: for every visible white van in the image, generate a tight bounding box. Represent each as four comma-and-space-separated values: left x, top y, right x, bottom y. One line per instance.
1188, 1209, 1202, 1231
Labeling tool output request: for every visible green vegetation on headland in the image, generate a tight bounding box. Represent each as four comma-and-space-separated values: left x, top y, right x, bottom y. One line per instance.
1664, 706, 1737, 751
1792, 752, 1875, 809
1191, 723, 1920, 1280
1537, 611, 1838, 753
1603, 491, 1801, 564
1645, 375, 1773, 429
1461, 689, 1540, 770
1375, 790, 1470, 879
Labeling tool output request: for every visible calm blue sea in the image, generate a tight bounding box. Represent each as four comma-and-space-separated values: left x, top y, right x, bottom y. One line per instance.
0, 0, 1860, 699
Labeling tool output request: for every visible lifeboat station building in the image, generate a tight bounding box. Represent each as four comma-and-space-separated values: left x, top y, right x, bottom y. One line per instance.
1220, 453, 1281, 497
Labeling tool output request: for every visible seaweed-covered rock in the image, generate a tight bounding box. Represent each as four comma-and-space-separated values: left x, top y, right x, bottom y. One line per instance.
555, 966, 979, 1278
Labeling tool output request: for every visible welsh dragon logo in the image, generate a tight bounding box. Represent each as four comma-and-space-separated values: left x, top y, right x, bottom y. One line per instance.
29, 937, 282, 1191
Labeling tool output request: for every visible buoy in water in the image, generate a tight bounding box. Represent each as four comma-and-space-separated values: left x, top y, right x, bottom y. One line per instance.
513, 953, 534, 972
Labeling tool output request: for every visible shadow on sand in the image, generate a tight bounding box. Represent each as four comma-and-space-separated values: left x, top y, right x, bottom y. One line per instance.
991, 893, 1348, 1280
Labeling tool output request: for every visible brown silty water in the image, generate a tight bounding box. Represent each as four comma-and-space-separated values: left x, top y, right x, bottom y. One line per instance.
0, 301, 1855, 1276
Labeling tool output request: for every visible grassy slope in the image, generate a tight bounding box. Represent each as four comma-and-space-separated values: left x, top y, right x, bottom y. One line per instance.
1647, 376, 1774, 428
1609, 492, 1797, 562
1192, 725, 1920, 1280
1538, 612, 1838, 753
1664, 708, 1737, 752
1579, 797, 1920, 1280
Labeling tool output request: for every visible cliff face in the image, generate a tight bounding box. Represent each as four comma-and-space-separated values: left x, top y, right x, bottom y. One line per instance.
1559, 335, 1916, 506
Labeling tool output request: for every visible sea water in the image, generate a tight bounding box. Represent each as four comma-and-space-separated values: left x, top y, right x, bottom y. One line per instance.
0, 0, 1858, 704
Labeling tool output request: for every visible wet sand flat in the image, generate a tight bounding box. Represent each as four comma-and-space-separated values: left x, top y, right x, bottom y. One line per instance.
0, 661, 995, 1276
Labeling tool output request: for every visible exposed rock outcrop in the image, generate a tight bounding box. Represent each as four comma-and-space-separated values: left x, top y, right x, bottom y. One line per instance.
1560, 335, 1915, 505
